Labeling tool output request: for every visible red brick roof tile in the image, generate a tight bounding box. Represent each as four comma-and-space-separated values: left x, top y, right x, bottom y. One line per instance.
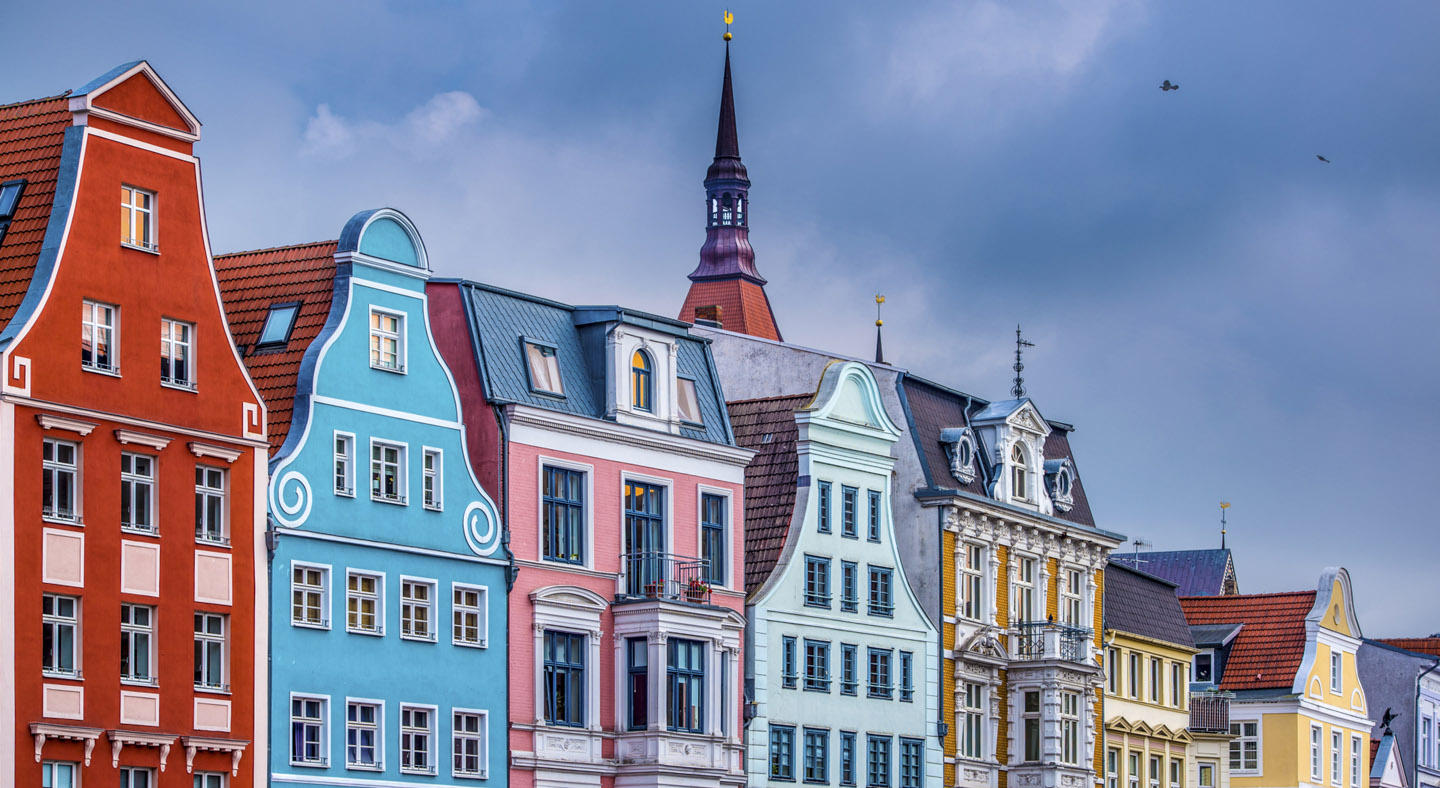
0, 94, 71, 332
727, 394, 810, 594
680, 278, 781, 341
1377, 638, 1440, 658
214, 242, 337, 453
1180, 591, 1317, 692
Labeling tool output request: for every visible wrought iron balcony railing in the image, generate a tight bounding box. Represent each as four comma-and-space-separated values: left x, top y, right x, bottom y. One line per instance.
620, 551, 712, 603
1189, 692, 1231, 733
1014, 621, 1093, 663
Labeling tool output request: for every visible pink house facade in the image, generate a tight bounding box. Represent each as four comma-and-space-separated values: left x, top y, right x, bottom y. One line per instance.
428, 281, 752, 788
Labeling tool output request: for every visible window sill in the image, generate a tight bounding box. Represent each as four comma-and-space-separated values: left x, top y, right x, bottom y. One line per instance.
160, 379, 198, 393
42, 515, 83, 527
346, 763, 383, 772
401, 634, 438, 644
194, 684, 231, 696
121, 241, 160, 255
453, 771, 489, 780
453, 639, 488, 650
348, 628, 385, 637
291, 620, 331, 631
42, 671, 83, 681
401, 767, 438, 776
335, 488, 355, 498
195, 536, 232, 548
121, 677, 159, 688
290, 760, 329, 769
82, 364, 122, 378
371, 495, 408, 507
120, 526, 159, 538
370, 363, 407, 375
423, 503, 443, 512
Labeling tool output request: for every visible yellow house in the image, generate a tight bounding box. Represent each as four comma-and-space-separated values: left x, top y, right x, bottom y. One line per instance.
1180, 568, 1372, 788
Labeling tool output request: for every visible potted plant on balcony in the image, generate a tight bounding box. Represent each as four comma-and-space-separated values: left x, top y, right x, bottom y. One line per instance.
684, 578, 711, 603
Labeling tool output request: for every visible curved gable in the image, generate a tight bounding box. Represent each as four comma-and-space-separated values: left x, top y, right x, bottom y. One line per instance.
802, 361, 902, 440
338, 208, 428, 272
1310, 566, 1362, 638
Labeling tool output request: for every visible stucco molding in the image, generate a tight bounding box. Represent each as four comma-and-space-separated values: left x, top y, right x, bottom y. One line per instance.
188, 441, 243, 463
36, 414, 97, 435
114, 429, 171, 450
30, 723, 102, 765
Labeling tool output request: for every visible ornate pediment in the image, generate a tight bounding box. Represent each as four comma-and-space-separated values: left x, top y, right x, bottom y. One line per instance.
1006, 402, 1050, 437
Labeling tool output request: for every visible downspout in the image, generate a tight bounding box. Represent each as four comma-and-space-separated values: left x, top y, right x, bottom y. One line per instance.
1416, 658, 1440, 787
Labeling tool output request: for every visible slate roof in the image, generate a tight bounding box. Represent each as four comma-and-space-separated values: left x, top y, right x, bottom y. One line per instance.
1377, 638, 1440, 658
456, 281, 735, 446
1190, 622, 1244, 648
0, 94, 71, 333
1112, 549, 1236, 596
727, 394, 810, 595
1180, 591, 1317, 692
1103, 562, 1196, 648
214, 241, 338, 453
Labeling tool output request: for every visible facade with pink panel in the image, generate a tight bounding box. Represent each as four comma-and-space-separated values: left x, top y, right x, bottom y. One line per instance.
428, 281, 753, 788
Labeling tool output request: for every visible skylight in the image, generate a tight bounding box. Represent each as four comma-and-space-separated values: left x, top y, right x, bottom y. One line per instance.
257, 303, 299, 348
523, 340, 564, 396
677, 378, 704, 425
0, 180, 24, 218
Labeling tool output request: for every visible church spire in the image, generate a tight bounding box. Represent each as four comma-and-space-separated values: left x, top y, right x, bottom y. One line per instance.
679, 17, 782, 341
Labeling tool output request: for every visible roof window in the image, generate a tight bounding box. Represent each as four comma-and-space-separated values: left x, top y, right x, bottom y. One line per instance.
677, 378, 704, 425
0, 179, 24, 247
256, 303, 300, 350
523, 339, 564, 396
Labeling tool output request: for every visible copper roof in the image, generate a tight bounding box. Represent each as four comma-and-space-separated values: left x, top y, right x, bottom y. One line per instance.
214, 241, 338, 453
1180, 591, 1317, 692
727, 394, 810, 594
0, 94, 70, 332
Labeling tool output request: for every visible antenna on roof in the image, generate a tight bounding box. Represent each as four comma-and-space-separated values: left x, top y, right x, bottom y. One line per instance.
874, 295, 886, 364
1220, 501, 1231, 549
1012, 324, 1035, 399
1130, 538, 1152, 565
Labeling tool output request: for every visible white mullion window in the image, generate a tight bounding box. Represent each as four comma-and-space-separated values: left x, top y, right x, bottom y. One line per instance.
42, 438, 81, 523
291, 563, 330, 629
1150, 658, 1162, 703
370, 440, 406, 504
422, 448, 443, 511
369, 308, 405, 372
42, 593, 80, 677
120, 452, 157, 534
453, 709, 489, 778
1015, 556, 1037, 624
120, 603, 155, 685
960, 544, 984, 621
1332, 729, 1342, 786
1229, 720, 1259, 772
82, 299, 119, 373
120, 766, 155, 788
194, 772, 226, 788
121, 184, 156, 251
333, 432, 355, 496
346, 699, 383, 770
401, 705, 436, 775
347, 571, 384, 635
195, 466, 228, 544
290, 695, 328, 766
401, 578, 437, 642
452, 583, 488, 648
1061, 567, 1084, 626
1060, 691, 1080, 765
160, 317, 195, 388
960, 681, 984, 759
1311, 725, 1323, 782
1350, 735, 1362, 788
194, 612, 227, 691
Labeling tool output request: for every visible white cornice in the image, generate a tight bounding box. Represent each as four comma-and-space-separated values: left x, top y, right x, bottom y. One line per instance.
505, 404, 753, 468
932, 494, 1124, 549
5, 396, 267, 449
189, 442, 243, 463
36, 414, 98, 436
114, 429, 171, 450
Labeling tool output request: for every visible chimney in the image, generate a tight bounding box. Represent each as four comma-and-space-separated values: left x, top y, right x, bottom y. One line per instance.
693, 305, 723, 328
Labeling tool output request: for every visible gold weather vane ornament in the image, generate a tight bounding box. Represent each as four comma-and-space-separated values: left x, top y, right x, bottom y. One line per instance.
1220, 501, 1231, 549
875, 294, 885, 326
724, 10, 734, 41
874, 295, 886, 364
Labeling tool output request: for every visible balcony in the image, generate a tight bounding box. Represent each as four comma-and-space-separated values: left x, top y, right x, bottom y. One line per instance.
1189, 692, 1231, 734
619, 552, 713, 604
1014, 621, 1092, 663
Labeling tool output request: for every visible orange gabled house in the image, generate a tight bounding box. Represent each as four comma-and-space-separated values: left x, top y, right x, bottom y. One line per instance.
0, 62, 268, 787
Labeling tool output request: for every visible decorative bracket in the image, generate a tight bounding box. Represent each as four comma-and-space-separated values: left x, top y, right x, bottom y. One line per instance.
30, 723, 103, 766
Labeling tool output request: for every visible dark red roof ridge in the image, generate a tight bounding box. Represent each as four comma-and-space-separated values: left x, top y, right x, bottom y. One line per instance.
215, 239, 337, 260
726, 393, 813, 407
0, 91, 72, 111
1181, 590, 1313, 602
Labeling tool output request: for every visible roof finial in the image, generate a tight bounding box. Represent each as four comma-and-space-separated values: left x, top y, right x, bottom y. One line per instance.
1220, 501, 1231, 549
1011, 324, 1035, 399
723, 9, 733, 41
874, 294, 886, 364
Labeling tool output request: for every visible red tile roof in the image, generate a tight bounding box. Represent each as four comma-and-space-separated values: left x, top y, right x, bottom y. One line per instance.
1180, 591, 1317, 692
727, 394, 810, 594
1377, 638, 1440, 658
680, 278, 781, 341
0, 94, 71, 332
214, 242, 337, 453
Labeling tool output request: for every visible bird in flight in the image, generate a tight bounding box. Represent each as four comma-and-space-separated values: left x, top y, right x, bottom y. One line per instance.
1160, 80, 1179, 91
1316, 155, 1331, 163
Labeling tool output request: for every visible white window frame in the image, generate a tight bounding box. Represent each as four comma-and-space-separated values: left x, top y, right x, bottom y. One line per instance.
422, 447, 443, 511
333, 432, 355, 497
120, 452, 157, 534
194, 612, 227, 691
120, 602, 156, 686
369, 307, 406, 373
41, 761, 78, 788
1108, 647, 1120, 694
1330, 651, 1342, 694
1351, 734, 1362, 788
345, 697, 384, 771
536, 455, 594, 570
42, 437, 82, 524
696, 484, 733, 590
400, 576, 437, 642
194, 465, 228, 545
1332, 729, 1342, 786
1230, 719, 1261, 774
1311, 724, 1323, 782
1129, 651, 1142, 699
1150, 657, 1162, 703
451, 582, 488, 648
290, 561, 331, 629
1060, 691, 1080, 765
1149, 755, 1162, 788
960, 543, 984, 621
1129, 752, 1142, 788
1061, 566, 1084, 627
1170, 758, 1183, 788
1199, 763, 1215, 788
1107, 749, 1121, 788
289, 693, 329, 767
193, 771, 227, 788
1015, 555, 1037, 624
82, 299, 120, 374
1010, 442, 1030, 502
42, 593, 80, 678
369, 438, 408, 505
960, 681, 984, 759
1172, 662, 1186, 708
452, 707, 490, 779
400, 703, 438, 775
121, 184, 157, 251
120, 765, 155, 788
160, 317, 195, 389
1194, 650, 1215, 685
346, 570, 384, 636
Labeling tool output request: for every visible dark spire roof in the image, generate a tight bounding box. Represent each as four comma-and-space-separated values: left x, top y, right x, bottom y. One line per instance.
706, 44, 748, 184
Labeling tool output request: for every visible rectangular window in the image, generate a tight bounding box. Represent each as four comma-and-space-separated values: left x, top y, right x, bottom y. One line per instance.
867, 489, 882, 542
542, 465, 584, 564
194, 613, 226, 690
1129, 652, 1141, 699
523, 340, 564, 396
771, 724, 797, 781
160, 317, 194, 388
346, 701, 381, 769
42, 438, 80, 522
804, 728, 830, 784
1424, 718, 1433, 769
1151, 658, 1162, 703
453, 711, 488, 778
627, 638, 647, 730
195, 466, 227, 544
1311, 725, 1323, 782
1332, 729, 1342, 786
868, 566, 893, 616
668, 638, 704, 733
1229, 721, 1259, 772
82, 299, 118, 372
868, 647, 893, 699
452, 584, 487, 647
962, 683, 984, 758
1061, 691, 1080, 764
1107, 749, 1120, 788
1024, 691, 1041, 762
120, 766, 155, 788
292, 564, 329, 628
347, 571, 383, 634
1108, 647, 1120, 694
120, 452, 156, 533
804, 555, 832, 608
840, 643, 859, 695
1172, 663, 1184, 707
841, 561, 859, 612
544, 631, 585, 727
782, 635, 798, 689
1150, 755, 1162, 788
1129, 752, 1142, 788
701, 493, 726, 585
677, 377, 704, 424
818, 481, 832, 533
961, 544, 984, 620
867, 734, 892, 788
899, 651, 914, 702
1062, 568, 1084, 626
194, 772, 226, 788
899, 738, 924, 788
1351, 735, 1361, 788
400, 706, 434, 774
422, 449, 442, 510
334, 433, 354, 495
840, 731, 858, 786
623, 481, 665, 596
1331, 651, 1342, 693
291, 696, 327, 766
804, 639, 831, 692
370, 441, 405, 503
401, 579, 435, 641
41, 761, 77, 788
842, 486, 858, 538
1199, 764, 1215, 788
1194, 652, 1213, 684
1016, 556, 1036, 622
120, 603, 155, 684
257, 303, 298, 348
369, 309, 405, 371
42, 594, 79, 677
121, 185, 156, 250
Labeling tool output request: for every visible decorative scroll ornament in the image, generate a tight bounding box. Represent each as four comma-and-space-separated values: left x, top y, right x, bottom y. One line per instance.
273, 469, 313, 528
462, 501, 498, 556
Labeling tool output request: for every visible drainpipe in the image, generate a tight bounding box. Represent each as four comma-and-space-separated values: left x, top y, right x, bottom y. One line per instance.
1416, 657, 1440, 787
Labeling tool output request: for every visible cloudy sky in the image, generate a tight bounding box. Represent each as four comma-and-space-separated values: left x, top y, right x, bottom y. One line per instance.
9, 1, 1436, 635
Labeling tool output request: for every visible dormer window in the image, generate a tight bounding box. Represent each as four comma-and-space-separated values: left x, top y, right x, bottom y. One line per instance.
1010, 444, 1029, 501
677, 377, 703, 425
523, 340, 564, 396
631, 350, 653, 412
942, 428, 977, 484
121, 185, 157, 252
1047, 459, 1075, 512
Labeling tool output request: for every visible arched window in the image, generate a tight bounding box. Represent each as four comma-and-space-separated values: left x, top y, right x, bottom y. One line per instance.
721, 193, 734, 226
736, 196, 745, 225
710, 197, 719, 226
631, 350, 653, 412
1011, 443, 1029, 501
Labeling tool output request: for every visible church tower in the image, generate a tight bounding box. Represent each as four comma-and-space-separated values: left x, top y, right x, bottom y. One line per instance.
678, 38, 783, 341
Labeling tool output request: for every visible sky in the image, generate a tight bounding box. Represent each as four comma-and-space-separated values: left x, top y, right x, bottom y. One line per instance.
7, 1, 1437, 636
